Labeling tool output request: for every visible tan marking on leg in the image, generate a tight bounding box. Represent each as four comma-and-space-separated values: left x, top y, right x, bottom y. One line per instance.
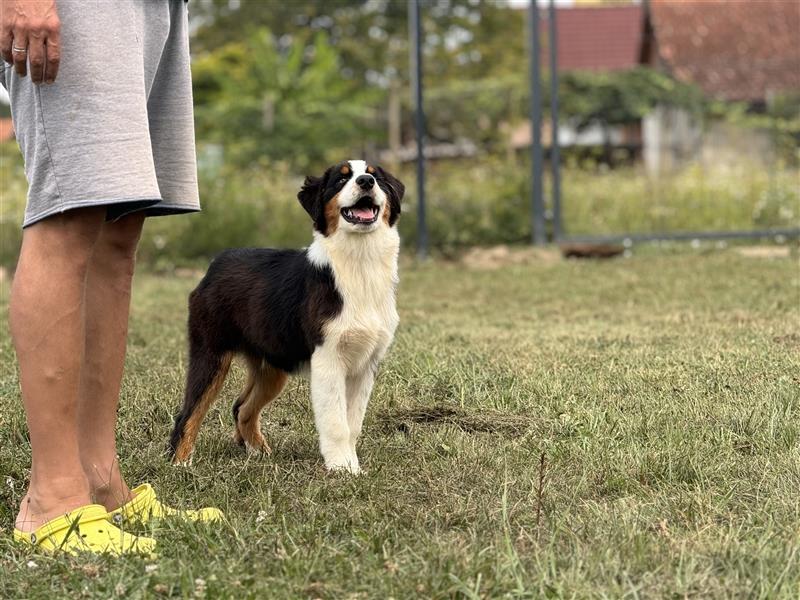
235, 365, 288, 453
232, 358, 258, 446
173, 353, 233, 463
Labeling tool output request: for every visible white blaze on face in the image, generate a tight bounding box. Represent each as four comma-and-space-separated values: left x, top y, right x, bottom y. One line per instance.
337, 159, 386, 209
349, 160, 367, 175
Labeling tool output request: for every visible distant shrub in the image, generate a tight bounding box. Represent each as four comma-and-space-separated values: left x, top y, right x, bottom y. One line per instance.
138, 161, 310, 269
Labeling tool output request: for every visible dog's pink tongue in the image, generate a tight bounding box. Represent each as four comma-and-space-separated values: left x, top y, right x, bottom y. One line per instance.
352, 207, 374, 220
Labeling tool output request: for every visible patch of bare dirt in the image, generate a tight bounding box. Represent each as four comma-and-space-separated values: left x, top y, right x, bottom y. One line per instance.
559, 243, 625, 259
378, 405, 531, 435
736, 246, 791, 259
460, 245, 560, 270
774, 333, 800, 348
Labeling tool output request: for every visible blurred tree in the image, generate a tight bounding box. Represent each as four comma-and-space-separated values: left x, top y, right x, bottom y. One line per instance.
193, 28, 383, 171
558, 68, 705, 162
559, 68, 704, 129
190, 0, 409, 83
423, 0, 525, 81
190, 0, 526, 93
190, 1, 529, 155
421, 68, 704, 152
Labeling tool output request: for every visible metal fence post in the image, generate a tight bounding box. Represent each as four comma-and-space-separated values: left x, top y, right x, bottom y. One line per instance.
409, 0, 428, 259
548, 0, 562, 242
529, 0, 546, 246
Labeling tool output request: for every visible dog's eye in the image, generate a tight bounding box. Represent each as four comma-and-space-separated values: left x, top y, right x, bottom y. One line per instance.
339, 173, 350, 182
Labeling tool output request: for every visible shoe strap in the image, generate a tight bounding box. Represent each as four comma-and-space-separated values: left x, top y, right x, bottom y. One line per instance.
109, 483, 158, 524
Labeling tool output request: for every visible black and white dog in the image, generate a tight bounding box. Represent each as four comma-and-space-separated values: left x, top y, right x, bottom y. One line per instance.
169, 160, 403, 474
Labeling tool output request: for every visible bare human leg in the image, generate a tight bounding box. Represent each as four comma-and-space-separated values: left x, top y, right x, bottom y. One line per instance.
10, 208, 105, 533
77, 213, 145, 512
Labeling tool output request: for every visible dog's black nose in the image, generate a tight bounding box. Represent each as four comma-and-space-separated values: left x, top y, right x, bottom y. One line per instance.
356, 174, 375, 190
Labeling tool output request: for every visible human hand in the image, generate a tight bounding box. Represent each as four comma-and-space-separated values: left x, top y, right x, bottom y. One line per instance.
0, 0, 61, 84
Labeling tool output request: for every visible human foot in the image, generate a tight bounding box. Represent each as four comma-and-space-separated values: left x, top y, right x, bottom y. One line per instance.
82, 455, 134, 513
14, 476, 92, 534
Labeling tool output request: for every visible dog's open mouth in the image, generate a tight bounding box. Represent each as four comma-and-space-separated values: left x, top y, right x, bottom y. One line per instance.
341, 197, 379, 225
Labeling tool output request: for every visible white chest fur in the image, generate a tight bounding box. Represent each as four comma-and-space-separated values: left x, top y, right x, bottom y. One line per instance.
307, 228, 400, 374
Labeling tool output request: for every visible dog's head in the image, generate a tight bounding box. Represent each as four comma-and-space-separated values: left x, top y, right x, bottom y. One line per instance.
297, 160, 404, 236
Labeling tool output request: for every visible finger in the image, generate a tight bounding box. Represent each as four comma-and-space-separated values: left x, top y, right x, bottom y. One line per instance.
0, 27, 11, 64
44, 32, 60, 84
11, 30, 27, 77
28, 35, 45, 84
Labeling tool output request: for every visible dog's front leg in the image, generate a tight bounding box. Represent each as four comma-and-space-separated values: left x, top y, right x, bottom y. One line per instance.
311, 347, 358, 474
346, 363, 377, 470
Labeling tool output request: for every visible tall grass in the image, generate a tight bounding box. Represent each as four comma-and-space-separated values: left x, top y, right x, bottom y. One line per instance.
560, 161, 799, 236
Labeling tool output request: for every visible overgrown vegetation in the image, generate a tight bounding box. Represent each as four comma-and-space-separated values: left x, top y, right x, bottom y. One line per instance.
1, 249, 798, 597
1, 146, 797, 270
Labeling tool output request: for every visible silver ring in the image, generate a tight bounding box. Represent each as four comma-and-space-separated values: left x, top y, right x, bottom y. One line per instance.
12, 46, 27, 53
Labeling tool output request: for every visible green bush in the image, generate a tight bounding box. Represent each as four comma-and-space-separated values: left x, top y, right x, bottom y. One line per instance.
138, 161, 311, 269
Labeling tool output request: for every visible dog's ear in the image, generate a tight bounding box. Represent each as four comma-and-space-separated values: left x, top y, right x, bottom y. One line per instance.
298, 175, 322, 216
297, 174, 328, 233
376, 166, 404, 226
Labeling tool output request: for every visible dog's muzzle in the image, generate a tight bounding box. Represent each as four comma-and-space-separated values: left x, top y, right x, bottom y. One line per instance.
341, 196, 379, 225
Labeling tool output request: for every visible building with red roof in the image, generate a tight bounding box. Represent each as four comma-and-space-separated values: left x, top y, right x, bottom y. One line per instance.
540, 0, 799, 104
543, 4, 651, 73
649, 0, 800, 104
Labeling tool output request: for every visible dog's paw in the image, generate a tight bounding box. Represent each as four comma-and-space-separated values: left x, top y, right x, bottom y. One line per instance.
325, 457, 361, 475
234, 422, 272, 456
245, 437, 272, 456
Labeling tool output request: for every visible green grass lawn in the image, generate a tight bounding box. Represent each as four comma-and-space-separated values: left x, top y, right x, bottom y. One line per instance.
0, 248, 799, 598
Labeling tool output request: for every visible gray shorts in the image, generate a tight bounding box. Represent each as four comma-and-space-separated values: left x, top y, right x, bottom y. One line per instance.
1, 0, 200, 228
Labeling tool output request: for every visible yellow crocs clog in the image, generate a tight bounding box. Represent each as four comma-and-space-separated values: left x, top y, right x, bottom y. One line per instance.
13, 504, 156, 556
107, 483, 224, 527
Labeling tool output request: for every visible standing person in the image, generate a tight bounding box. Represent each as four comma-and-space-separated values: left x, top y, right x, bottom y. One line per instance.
1, 0, 222, 555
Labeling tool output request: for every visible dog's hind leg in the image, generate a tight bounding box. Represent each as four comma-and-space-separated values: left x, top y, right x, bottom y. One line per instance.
233, 359, 288, 454
170, 349, 233, 464
231, 356, 257, 445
